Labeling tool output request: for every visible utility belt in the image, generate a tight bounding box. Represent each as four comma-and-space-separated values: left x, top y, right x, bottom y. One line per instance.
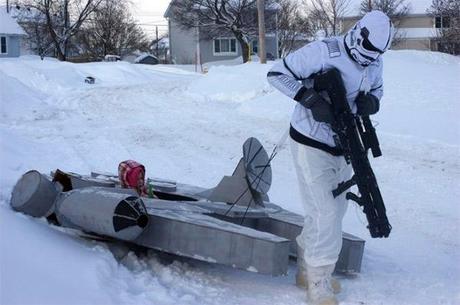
289, 125, 343, 156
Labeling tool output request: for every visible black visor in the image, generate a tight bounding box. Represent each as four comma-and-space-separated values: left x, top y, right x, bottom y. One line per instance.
360, 27, 384, 54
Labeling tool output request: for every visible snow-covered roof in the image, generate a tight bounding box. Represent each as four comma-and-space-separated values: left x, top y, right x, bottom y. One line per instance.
8, 5, 45, 23
153, 37, 170, 48
343, 0, 433, 18
0, 7, 26, 35
134, 53, 158, 63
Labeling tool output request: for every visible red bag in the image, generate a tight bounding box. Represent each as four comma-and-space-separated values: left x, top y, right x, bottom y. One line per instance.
118, 160, 148, 196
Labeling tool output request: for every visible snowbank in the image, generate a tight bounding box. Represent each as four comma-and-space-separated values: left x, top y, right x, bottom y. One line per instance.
0, 51, 459, 305
185, 62, 274, 103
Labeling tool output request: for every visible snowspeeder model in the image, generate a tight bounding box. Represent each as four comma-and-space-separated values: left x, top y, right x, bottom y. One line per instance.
10, 138, 364, 276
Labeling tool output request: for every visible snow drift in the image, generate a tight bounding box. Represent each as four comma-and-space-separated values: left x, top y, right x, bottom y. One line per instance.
0, 50, 459, 305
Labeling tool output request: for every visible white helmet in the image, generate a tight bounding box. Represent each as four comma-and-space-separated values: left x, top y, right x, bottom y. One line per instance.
344, 10, 394, 66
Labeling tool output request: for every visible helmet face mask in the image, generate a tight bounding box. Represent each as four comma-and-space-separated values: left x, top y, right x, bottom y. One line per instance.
347, 24, 382, 66
345, 11, 394, 66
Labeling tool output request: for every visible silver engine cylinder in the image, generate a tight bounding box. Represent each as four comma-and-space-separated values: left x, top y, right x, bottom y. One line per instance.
55, 187, 149, 241
10, 170, 59, 217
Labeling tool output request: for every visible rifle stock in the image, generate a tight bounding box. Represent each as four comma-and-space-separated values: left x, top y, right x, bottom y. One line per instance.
313, 68, 391, 238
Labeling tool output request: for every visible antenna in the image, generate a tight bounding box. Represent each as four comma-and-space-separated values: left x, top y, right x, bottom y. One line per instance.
243, 137, 272, 195
206, 137, 272, 208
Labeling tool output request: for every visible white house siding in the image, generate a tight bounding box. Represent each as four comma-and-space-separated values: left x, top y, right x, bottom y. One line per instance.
169, 20, 279, 64
169, 20, 198, 64
392, 38, 432, 50
265, 35, 279, 58
199, 38, 242, 63
0, 35, 22, 58
198, 35, 279, 64
0, 8, 27, 57
165, 1, 280, 65
394, 23, 439, 50
392, 16, 437, 50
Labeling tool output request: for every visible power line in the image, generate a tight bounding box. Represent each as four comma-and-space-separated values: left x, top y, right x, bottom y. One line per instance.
135, 13, 166, 16
137, 23, 168, 27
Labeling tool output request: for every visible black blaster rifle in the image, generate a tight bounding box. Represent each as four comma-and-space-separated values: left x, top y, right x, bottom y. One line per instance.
313, 68, 391, 238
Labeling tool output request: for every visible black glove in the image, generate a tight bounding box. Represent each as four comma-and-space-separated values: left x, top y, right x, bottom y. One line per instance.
356, 92, 380, 115
296, 87, 334, 124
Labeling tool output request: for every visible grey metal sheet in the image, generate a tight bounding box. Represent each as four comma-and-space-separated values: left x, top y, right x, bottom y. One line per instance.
187, 200, 269, 218
262, 204, 365, 274
135, 206, 290, 276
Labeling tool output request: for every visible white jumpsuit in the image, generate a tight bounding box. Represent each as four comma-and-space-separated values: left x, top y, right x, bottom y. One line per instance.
268, 36, 384, 267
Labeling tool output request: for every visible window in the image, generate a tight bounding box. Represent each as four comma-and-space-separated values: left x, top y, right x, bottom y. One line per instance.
435, 16, 450, 29
0, 36, 7, 54
252, 40, 258, 54
214, 38, 237, 55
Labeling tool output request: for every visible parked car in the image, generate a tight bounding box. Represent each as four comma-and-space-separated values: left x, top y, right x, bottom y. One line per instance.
104, 54, 121, 62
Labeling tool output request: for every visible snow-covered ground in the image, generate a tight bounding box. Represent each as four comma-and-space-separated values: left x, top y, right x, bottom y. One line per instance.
0, 51, 459, 305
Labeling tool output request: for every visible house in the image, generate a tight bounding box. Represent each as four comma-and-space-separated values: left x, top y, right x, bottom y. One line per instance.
164, 1, 280, 65
0, 7, 27, 58
122, 52, 159, 65
122, 51, 143, 63
150, 37, 169, 63
340, 0, 444, 51
134, 54, 159, 65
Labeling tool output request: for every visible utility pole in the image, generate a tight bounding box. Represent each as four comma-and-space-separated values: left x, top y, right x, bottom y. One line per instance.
63, 0, 69, 61
195, 25, 202, 72
6, 0, 9, 13
257, 0, 266, 64
156, 26, 159, 58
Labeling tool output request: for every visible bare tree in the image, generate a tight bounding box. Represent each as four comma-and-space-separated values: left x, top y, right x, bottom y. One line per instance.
428, 0, 460, 55
76, 0, 149, 59
277, 0, 311, 56
170, 0, 277, 63
13, 5, 54, 59
305, 0, 351, 37
19, 0, 102, 61
360, 0, 410, 20
360, 0, 411, 44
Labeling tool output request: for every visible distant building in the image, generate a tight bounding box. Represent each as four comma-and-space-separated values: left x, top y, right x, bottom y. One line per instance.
150, 37, 169, 63
164, 0, 280, 65
134, 54, 159, 65
0, 7, 27, 58
122, 52, 159, 65
341, 0, 444, 51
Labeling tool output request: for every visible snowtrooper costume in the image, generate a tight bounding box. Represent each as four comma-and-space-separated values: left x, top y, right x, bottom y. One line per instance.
267, 11, 394, 305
